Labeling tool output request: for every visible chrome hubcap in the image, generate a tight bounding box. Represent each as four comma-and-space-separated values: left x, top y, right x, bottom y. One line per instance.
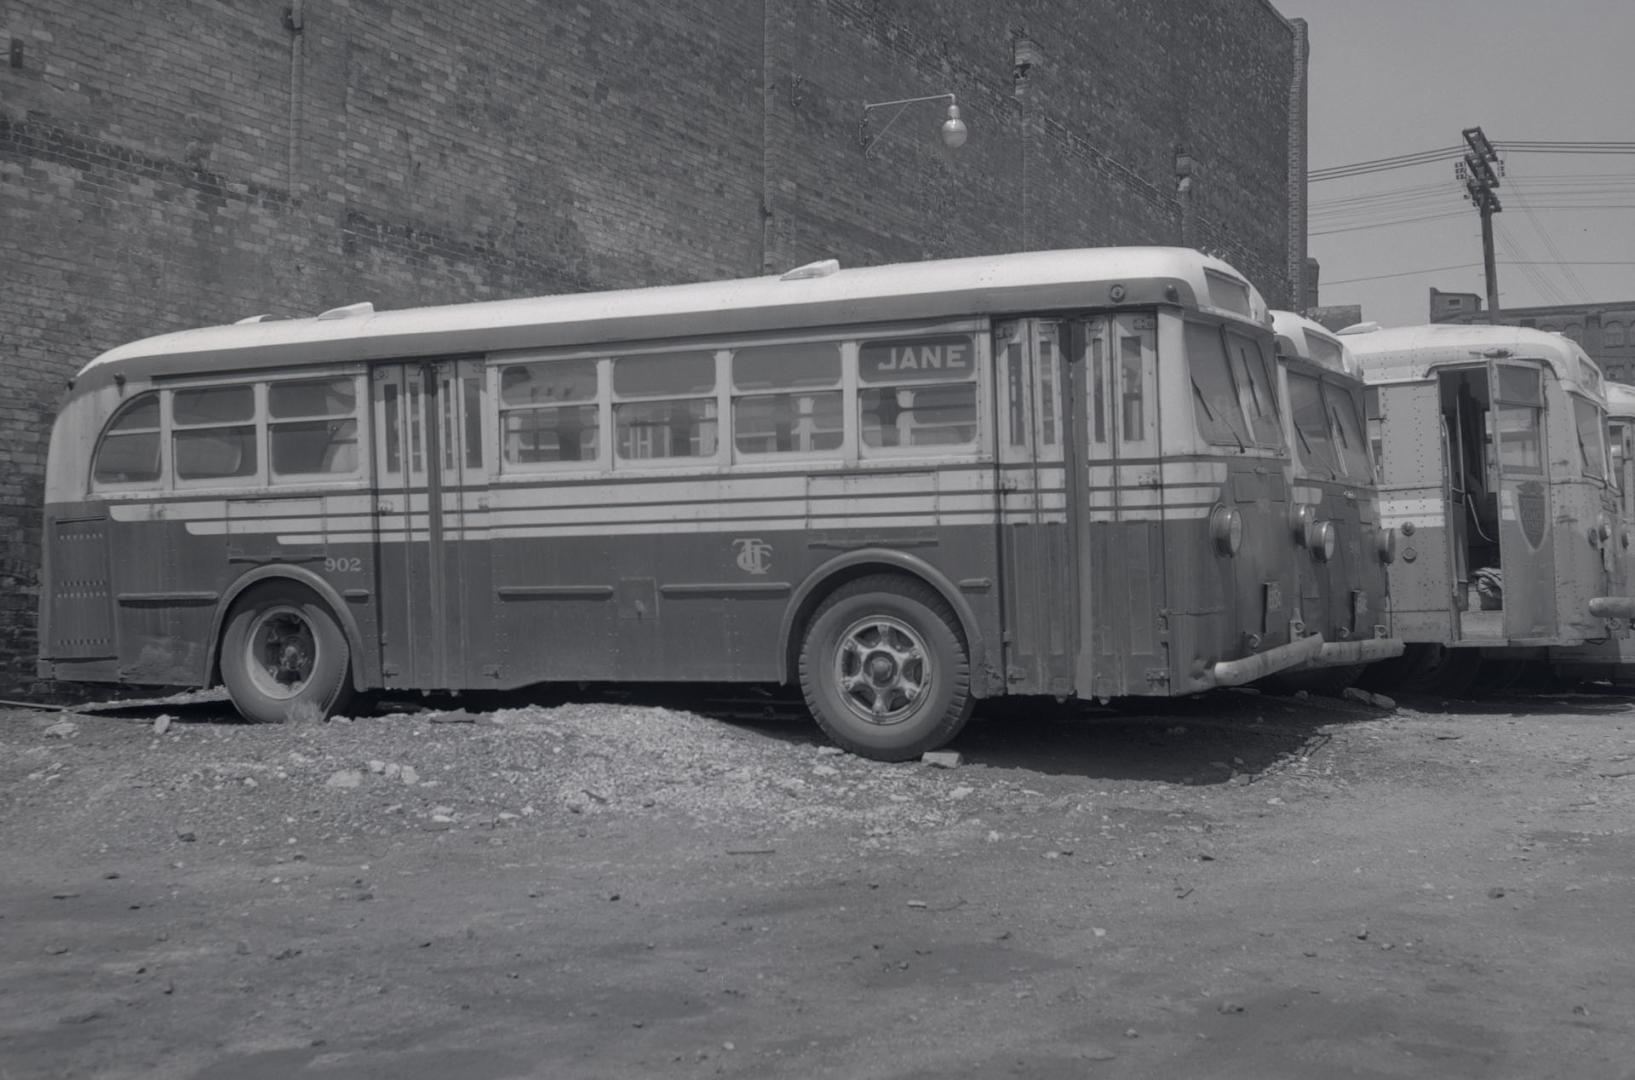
834, 615, 931, 726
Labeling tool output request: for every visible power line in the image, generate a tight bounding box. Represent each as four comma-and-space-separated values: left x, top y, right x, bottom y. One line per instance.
1309, 141, 1635, 182
1318, 260, 1635, 287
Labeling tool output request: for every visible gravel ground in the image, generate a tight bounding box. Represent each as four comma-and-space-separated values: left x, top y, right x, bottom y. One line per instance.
1, 686, 1632, 1078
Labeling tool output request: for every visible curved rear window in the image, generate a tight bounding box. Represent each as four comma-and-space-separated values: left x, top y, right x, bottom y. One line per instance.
92, 392, 162, 486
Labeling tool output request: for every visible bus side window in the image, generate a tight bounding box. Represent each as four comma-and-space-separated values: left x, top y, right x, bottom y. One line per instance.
269, 377, 361, 480
612, 352, 719, 462
731, 341, 843, 457
91, 392, 163, 487
857, 333, 978, 452
173, 385, 257, 482
498, 358, 601, 467
1364, 386, 1383, 472
1036, 325, 1058, 446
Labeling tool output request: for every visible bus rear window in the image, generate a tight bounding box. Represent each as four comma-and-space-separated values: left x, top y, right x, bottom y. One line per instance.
1184, 323, 1250, 448
92, 392, 162, 486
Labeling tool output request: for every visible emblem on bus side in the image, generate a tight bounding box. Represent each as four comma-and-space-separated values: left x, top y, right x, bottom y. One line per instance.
734, 538, 773, 575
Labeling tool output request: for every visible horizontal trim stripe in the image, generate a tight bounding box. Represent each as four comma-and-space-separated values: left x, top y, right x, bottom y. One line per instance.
117, 590, 220, 605
496, 585, 615, 599
658, 582, 793, 597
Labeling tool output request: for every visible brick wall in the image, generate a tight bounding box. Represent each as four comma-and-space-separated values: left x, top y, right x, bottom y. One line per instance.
0, 0, 1302, 695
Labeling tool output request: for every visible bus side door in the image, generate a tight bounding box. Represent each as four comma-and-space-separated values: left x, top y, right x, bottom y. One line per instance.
1491, 363, 1557, 640
371, 360, 493, 689
993, 319, 1076, 696
1374, 381, 1456, 642
1081, 313, 1168, 697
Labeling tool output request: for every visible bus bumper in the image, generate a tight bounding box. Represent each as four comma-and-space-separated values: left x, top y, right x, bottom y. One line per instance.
1205, 633, 1325, 689
1309, 636, 1405, 668
1588, 597, 1635, 620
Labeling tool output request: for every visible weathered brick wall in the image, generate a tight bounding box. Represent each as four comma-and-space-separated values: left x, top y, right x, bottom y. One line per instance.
0, 0, 1302, 695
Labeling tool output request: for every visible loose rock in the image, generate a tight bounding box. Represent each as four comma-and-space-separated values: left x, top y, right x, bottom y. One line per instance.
325, 770, 363, 789
922, 751, 962, 769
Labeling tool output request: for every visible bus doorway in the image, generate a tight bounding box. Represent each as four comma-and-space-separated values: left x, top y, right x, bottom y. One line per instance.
1080, 313, 1167, 696
370, 360, 493, 690
1439, 362, 1556, 641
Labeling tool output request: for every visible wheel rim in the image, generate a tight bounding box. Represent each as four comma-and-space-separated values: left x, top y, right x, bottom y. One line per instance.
832, 614, 933, 727
242, 604, 320, 701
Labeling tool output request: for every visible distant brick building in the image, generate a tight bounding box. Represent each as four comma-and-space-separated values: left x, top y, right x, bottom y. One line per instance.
1, 0, 1309, 694
1429, 288, 1635, 383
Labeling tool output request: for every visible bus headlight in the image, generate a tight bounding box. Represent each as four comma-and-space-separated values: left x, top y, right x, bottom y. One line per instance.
1378, 527, 1397, 564
1310, 520, 1337, 562
1290, 503, 1315, 544
1211, 506, 1243, 557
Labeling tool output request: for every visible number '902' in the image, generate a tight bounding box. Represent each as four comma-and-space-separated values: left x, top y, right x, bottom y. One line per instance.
323, 557, 364, 573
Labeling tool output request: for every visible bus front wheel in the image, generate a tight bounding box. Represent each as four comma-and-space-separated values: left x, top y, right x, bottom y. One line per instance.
220, 583, 354, 724
798, 575, 973, 762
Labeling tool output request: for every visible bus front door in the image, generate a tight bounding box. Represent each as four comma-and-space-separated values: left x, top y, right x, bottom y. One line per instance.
371, 360, 493, 690
993, 320, 1076, 696
1491, 362, 1557, 640
1080, 313, 1168, 697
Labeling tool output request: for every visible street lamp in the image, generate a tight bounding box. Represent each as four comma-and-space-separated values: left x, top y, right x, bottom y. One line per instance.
859, 93, 967, 156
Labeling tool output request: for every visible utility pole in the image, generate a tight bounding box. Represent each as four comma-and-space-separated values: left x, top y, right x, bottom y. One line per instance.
1458, 126, 1503, 323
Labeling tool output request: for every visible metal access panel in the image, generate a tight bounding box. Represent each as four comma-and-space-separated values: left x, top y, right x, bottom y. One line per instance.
44, 514, 116, 661
993, 319, 1076, 696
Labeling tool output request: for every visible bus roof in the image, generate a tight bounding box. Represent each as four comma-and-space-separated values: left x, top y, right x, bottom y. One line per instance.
1606, 380, 1635, 419
1270, 310, 1361, 378
76, 247, 1267, 389
1338, 322, 1603, 392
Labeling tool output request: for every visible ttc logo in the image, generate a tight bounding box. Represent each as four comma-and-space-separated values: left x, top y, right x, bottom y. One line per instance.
733, 538, 773, 575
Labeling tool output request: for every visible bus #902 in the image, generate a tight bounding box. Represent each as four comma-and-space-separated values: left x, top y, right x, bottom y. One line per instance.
41, 248, 1350, 760
1342, 322, 1634, 694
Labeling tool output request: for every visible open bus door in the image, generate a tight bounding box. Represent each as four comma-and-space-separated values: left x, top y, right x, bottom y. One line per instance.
1374, 381, 1457, 643
370, 360, 493, 690
1079, 313, 1167, 697
1490, 362, 1557, 640
993, 320, 1076, 696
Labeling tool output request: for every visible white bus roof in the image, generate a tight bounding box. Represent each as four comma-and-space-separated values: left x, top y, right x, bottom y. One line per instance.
1339, 322, 1602, 391
1270, 310, 1361, 378
1606, 380, 1635, 419
76, 247, 1267, 388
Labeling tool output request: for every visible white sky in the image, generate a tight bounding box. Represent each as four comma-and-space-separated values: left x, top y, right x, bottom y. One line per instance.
1291, 0, 1635, 325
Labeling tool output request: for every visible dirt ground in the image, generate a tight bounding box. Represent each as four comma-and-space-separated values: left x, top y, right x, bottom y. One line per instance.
1, 684, 1632, 1080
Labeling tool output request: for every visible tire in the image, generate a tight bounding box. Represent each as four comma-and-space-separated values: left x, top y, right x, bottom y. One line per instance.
220, 582, 354, 724
798, 575, 973, 762
1262, 664, 1366, 698
1362, 644, 1479, 697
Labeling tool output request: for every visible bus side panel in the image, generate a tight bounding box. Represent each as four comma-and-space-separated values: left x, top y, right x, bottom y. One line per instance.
486, 475, 1004, 689
106, 508, 218, 685
1551, 482, 1607, 642
1376, 384, 1455, 644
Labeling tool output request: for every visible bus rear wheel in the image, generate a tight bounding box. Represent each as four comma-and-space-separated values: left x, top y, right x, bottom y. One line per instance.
798, 575, 973, 762
221, 582, 354, 724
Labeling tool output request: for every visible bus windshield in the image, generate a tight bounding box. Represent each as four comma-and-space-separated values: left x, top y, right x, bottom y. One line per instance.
1573, 395, 1608, 481
1288, 372, 1338, 479
1185, 322, 1251, 448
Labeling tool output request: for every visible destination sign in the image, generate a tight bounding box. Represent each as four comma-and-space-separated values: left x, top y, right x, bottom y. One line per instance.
858, 334, 975, 383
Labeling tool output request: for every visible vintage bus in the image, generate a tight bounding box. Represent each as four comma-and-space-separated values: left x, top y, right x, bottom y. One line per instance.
1264, 311, 1402, 691
1341, 322, 1632, 693
39, 247, 1333, 760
